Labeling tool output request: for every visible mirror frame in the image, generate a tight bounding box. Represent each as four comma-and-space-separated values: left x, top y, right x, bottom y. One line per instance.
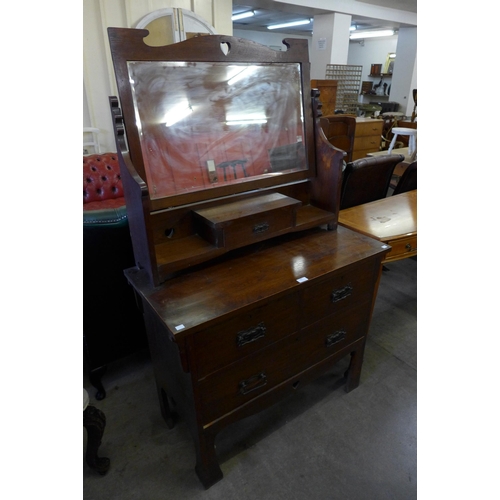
108, 28, 315, 211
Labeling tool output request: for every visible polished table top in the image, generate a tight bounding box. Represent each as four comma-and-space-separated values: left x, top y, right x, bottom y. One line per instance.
338, 190, 417, 243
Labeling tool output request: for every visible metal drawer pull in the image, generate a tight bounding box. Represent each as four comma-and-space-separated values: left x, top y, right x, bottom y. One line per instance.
253, 222, 269, 234
330, 283, 353, 303
239, 372, 267, 395
325, 330, 347, 348
405, 243, 417, 252
236, 322, 266, 347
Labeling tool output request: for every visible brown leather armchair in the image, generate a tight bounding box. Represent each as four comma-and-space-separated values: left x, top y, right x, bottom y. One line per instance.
319, 114, 356, 163
340, 154, 405, 210
392, 161, 417, 195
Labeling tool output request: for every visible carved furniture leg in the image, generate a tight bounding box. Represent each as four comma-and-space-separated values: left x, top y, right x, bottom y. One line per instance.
83, 405, 111, 475
89, 365, 107, 400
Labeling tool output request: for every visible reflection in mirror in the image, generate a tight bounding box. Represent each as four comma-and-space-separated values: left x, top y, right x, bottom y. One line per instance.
128, 61, 306, 199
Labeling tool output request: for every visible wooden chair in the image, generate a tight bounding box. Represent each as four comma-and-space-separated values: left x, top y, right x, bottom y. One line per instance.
392, 161, 417, 195
340, 154, 405, 210
319, 114, 356, 163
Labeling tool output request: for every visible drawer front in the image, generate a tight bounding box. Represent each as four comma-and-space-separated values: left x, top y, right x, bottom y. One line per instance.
300, 259, 377, 327
223, 206, 295, 248
354, 135, 381, 151
192, 294, 300, 379
198, 305, 370, 424
352, 149, 378, 161
355, 121, 383, 137
384, 235, 417, 262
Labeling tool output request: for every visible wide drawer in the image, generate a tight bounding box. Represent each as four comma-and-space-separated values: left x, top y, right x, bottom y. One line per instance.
354, 135, 381, 151
192, 293, 300, 380
352, 149, 378, 161
355, 121, 383, 137
384, 234, 417, 262
198, 304, 370, 424
299, 259, 377, 327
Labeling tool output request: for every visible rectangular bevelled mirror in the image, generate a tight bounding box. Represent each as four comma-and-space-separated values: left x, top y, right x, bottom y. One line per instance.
128, 61, 307, 199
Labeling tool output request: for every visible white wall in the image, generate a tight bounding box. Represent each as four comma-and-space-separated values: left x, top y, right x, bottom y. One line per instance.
389, 27, 417, 116
347, 36, 398, 81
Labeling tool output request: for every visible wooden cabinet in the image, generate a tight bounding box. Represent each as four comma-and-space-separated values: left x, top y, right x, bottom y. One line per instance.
352, 118, 384, 160
107, 30, 389, 489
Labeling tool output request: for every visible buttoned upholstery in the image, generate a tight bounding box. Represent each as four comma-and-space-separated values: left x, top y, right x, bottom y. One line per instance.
84, 153, 125, 211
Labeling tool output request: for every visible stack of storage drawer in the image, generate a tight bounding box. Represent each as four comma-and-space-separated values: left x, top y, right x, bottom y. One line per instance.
352, 118, 384, 160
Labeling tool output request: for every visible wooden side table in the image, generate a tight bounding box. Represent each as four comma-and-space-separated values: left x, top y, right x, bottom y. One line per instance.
338, 190, 416, 263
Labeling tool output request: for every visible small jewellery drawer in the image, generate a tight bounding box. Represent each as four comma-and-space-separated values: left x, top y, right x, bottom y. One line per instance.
198, 305, 369, 424
192, 293, 300, 379
300, 259, 376, 327
194, 193, 301, 249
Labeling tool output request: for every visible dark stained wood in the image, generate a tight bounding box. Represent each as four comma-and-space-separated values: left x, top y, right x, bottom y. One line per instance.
108, 29, 344, 286
108, 31, 390, 489
125, 226, 388, 488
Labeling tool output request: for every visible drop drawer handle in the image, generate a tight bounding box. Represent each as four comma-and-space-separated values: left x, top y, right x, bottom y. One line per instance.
239, 372, 267, 395
325, 330, 347, 348
330, 283, 353, 303
405, 243, 417, 252
253, 222, 269, 234
236, 322, 266, 347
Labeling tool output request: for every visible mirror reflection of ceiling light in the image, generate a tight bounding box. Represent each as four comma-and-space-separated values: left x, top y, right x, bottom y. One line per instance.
232, 11, 255, 21
350, 29, 395, 40
228, 65, 258, 86
226, 112, 267, 126
268, 19, 312, 30
163, 101, 193, 127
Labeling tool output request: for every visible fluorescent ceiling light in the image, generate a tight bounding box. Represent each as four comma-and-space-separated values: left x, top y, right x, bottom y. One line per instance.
350, 29, 395, 40
232, 11, 254, 21
268, 19, 312, 30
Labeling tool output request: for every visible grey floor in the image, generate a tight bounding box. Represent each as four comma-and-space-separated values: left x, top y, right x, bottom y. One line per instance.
83, 257, 417, 500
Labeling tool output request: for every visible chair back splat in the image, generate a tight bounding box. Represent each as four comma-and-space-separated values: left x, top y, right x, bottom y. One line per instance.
340, 154, 404, 210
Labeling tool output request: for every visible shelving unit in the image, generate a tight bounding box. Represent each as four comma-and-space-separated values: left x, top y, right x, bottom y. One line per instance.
325, 64, 362, 114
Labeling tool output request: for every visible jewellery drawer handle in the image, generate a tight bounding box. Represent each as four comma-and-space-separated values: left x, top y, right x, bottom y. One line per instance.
325, 330, 347, 348
330, 283, 353, 303
405, 243, 417, 252
236, 322, 266, 347
239, 372, 267, 395
253, 222, 269, 234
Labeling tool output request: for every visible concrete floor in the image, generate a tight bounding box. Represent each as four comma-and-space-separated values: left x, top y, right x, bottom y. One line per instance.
83, 257, 417, 499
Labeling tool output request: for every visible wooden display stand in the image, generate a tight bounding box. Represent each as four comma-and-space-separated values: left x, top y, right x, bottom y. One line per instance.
108, 29, 389, 489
